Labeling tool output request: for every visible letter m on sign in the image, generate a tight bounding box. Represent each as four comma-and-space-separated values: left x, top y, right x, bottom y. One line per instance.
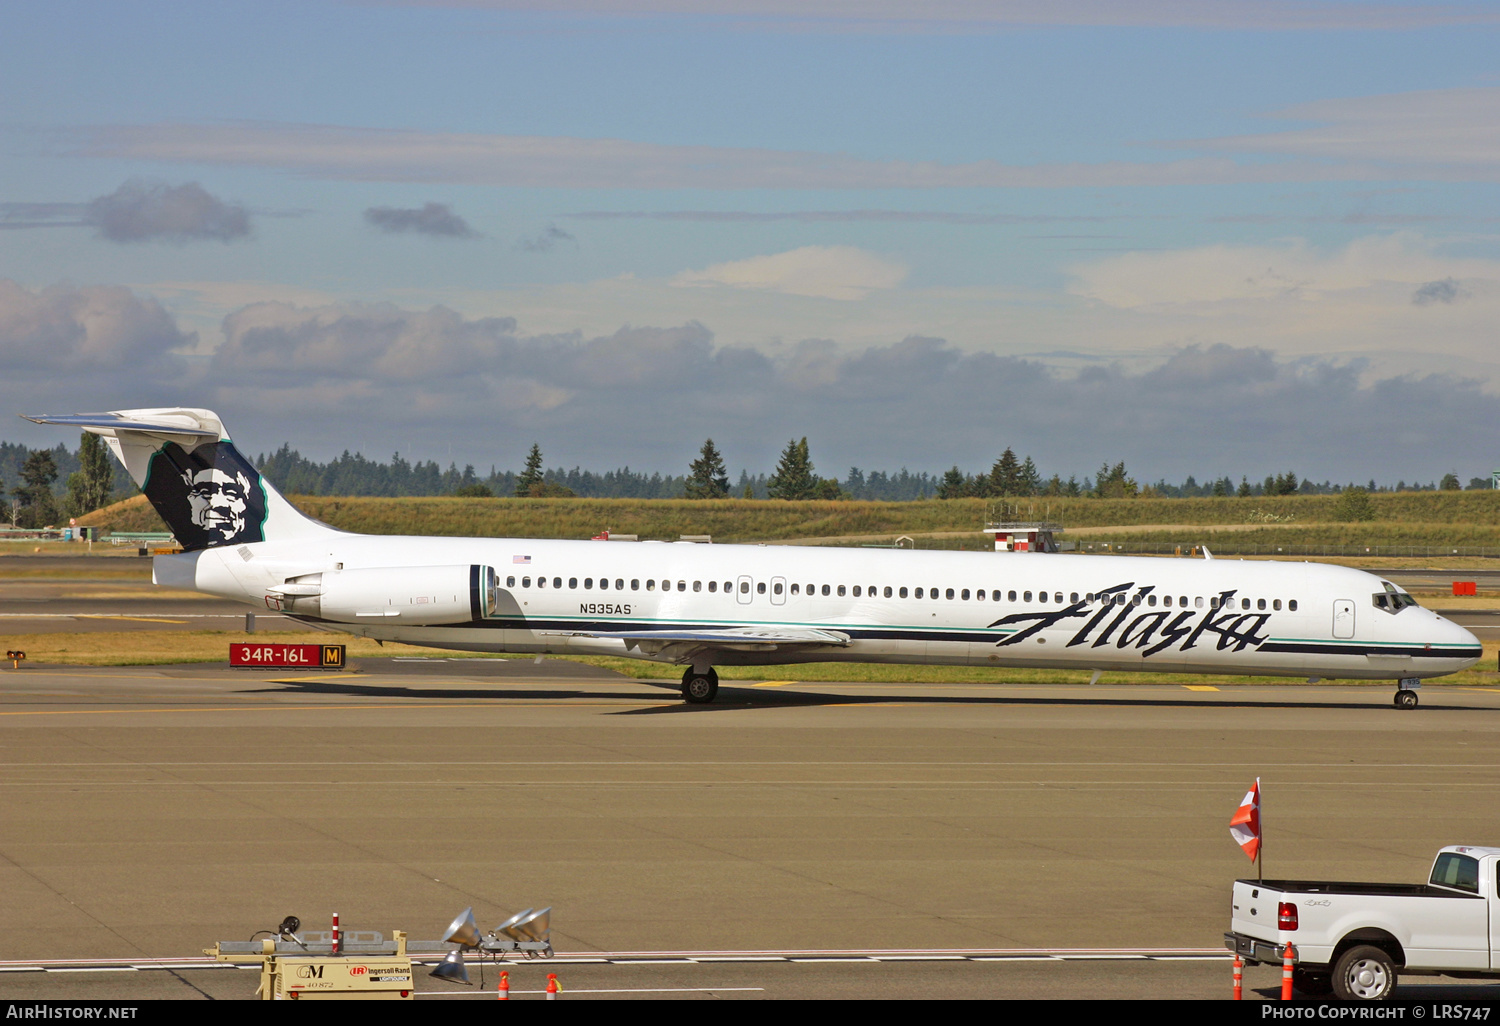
321, 645, 345, 668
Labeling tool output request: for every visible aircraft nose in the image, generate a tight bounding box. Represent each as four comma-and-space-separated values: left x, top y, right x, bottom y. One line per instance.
1436, 614, 1483, 670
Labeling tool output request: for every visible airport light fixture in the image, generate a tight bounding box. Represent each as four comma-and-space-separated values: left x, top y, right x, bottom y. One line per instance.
428, 905, 554, 983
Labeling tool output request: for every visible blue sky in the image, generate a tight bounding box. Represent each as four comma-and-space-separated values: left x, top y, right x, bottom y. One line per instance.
3, 1, 1500, 485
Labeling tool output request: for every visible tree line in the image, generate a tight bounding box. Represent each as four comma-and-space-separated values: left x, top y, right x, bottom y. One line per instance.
0, 433, 1489, 527
0, 435, 124, 529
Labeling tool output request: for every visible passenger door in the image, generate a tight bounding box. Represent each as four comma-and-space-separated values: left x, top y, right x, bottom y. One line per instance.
1333, 599, 1355, 640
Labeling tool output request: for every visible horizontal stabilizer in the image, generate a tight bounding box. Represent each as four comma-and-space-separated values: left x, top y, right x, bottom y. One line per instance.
23, 409, 226, 446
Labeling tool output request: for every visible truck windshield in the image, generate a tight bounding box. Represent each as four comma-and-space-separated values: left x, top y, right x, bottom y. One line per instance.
1430, 852, 1480, 893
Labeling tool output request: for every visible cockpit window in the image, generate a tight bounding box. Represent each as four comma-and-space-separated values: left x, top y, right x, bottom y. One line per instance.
1374, 581, 1419, 614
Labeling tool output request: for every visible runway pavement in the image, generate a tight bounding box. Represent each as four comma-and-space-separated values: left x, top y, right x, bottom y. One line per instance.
6, 553, 1500, 1000
0, 557, 313, 634
4, 659, 1500, 1000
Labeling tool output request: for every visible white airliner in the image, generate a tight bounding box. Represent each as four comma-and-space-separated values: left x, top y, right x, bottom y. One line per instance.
26, 407, 1482, 707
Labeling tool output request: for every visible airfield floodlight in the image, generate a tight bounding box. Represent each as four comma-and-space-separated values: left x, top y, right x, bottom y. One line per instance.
430, 949, 471, 985
512, 907, 551, 943
494, 908, 535, 942
442, 907, 482, 949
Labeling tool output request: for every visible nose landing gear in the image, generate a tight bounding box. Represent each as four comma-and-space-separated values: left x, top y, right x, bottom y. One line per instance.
1393, 678, 1420, 709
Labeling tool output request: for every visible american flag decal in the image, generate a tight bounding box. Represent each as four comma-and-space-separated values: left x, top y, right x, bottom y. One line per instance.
513, 555, 531, 564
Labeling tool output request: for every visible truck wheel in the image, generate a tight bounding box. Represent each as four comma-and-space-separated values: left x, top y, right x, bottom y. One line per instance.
1333, 945, 1396, 1000
1292, 967, 1333, 996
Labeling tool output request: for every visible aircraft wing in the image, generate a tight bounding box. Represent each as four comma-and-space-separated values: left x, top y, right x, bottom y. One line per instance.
540, 626, 850, 659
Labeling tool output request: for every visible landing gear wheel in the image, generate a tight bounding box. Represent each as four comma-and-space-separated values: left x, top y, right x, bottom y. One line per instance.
1394, 689, 1418, 709
681, 667, 719, 704
1332, 945, 1397, 1001
1292, 967, 1333, 996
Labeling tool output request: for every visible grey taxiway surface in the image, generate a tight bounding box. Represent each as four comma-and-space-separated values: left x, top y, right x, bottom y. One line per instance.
4, 658, 1500, 1000
5, 554, 1500, 999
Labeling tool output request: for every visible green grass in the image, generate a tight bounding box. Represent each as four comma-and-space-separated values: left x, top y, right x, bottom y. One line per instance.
78, 490, 1500, 545
12, 628, 1499, 687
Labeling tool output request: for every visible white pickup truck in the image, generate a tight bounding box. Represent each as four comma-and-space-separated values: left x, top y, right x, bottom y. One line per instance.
1226, 846, 1500, 1000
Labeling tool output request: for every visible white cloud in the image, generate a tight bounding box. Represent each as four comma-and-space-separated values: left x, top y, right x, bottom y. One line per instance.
0, 280, 196, 373
1070, 233, 1500, 309
9, 279, 1500, 483
671, 245, 907, 300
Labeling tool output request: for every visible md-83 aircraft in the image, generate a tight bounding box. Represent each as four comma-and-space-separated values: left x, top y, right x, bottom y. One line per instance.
26, 407, 1482, 707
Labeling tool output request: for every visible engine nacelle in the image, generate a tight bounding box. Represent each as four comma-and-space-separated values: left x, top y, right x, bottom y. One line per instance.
274, 564, 498, 625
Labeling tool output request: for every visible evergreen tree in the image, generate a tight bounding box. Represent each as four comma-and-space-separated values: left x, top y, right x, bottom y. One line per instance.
1441, 473, 1462, 491
937, 466, 968, 499
1093, 461, 1138, 499
16, 450, 59, 527
989, 448, 1023, 495
767, 438, 816, 500
1020, 456, 1042, 496
812, 477, 848, 500
515, 443, 545, 497
1238, 477, 1252, 498
685, 439, 731, 499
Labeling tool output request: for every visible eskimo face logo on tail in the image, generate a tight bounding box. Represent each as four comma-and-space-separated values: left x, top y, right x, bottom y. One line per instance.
143, 442, 268, 550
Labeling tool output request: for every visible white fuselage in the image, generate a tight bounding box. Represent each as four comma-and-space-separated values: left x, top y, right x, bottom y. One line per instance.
157, 534, 1481, 680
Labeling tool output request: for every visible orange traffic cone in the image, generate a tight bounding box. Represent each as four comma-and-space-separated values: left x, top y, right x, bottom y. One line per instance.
1233, 954, 1243, 1000
1281, 943, 1295, 1000
546, 973, 561, 1000
497, 970, 509, 1001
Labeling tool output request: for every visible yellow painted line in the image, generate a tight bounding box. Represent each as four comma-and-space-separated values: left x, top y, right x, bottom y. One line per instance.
0, 700, 660, 717
752, 681, 797, 687
1183, 685, 1220, 692
262, 673, 365, 683
76, 615, 189, 624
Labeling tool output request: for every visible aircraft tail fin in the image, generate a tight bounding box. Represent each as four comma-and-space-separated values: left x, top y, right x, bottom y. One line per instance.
21, 408, 337, 552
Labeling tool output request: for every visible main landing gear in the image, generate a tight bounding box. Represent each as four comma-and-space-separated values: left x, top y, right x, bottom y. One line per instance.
1393, 677, 1420, 709
681, 666, 719, 704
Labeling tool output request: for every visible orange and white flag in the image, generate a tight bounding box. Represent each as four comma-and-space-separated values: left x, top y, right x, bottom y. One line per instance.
1229, 778, 1261, 861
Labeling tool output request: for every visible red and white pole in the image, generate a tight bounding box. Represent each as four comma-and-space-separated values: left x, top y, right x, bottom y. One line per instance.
331, 911, 341, 956
1233, 954, 1243, 1000
1280, 942, 1295, 1000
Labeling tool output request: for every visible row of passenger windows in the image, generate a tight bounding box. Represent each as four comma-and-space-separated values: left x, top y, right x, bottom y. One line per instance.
504, 575, 1296, 611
